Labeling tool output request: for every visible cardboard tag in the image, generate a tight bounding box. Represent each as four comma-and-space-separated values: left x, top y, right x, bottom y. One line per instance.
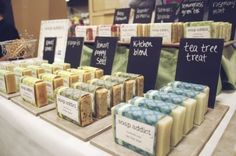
64, 37, 84, 68
113, 8, 131, 24
175, 38, 224, 108
179, 0, 205, 22
91, 37, 118, 75
127, 37, 162, 92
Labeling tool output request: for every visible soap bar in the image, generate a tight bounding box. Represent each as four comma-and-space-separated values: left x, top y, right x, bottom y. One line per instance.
55, 70, 79, 87
184, 21, 213, 38
97, 25, 112, 37
113, 72, 144, 97
53, 63, 71, 70
129, 97, 186, 147
0, 69, 17, 94
0, 62, 15, 71
41, 63, 60, 74
145, 90, 196, 134
20, 76, 48, 107
168, 81, 209, 114
90, 78, 122, 109
149, 23, 172, 43
78, 66, 104, 79
120, 24, 143, 43
39, 73, 64, 101
27, 65, 45, 78
112, 103, 173, 156
72, 82, 108, 118
101, 75, 135, 102
160, 86, 206, 126
13, 67, 32, 90
56, 87, 93, 127
75, 25, 97, 41
67, 68, 92, 83
171, 22, 184, 43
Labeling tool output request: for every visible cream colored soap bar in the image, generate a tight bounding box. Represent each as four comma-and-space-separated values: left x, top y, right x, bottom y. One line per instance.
56, 87, 93, 127
41, 63, 60, 74
27, 65, 45, 78
113, 72, 144, 97
101, 75, 135, 102
160, 86, 207, 126
0, 62, 15, 71
78, 66, 104, 79
0, 69, 17, 94
72, 82, 108, 118
120, 24, 143, 43
55, 70, 79, 87
112, 103, 173, 156
53, 63, 71, 70
89, 78, 122, 109
39, 73, 64, 101
13, 67, 32, 90
20, 76, 48, 107
67, 68, 92, 83
129, 97, 186, 147
145, 90, 196, 134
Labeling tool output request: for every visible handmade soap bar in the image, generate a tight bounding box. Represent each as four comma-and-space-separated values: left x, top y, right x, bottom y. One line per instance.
101, 75, 135, 102
171, 22, 184, 43
78, 66, 104, 79
41, 63, 60, 74
53, 63, 71, 70
55, 70, 79, 87
56, 87, 93, 127
75, 25, 97, 41
112, 103, 173, 156
145, 90, 196, 134
113, 72, 144, 97
149, 23, 172, 43
39, 73, 64, 101
73, 82, 108, 118
0, 69, 17, 94
129, 97, 186, 147
13, 67, 32, 90
160, 86, 207, 126
67, 68, 92, 83
0, 62, 15, 71
120, 24, 143, 43
184, 21, 213, 38
27, 65, 45, 78
20, 76, 48, 107
168, 81, 209, 114
90, 78, 122, 109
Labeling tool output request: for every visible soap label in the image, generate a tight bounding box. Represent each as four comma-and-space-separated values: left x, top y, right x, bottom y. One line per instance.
120, 25, 138, 43
63, 77, 70, 87
115, 115, 155, 154
98, 26, 112, 37
20, 84, 36, 105
57, 95, 79, 122
150, 24, 172, 43
186, 26, 211, 38
0, 76, 6, 93
45, 81, 53, 97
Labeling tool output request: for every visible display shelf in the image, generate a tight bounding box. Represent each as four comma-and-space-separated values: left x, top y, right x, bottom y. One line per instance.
11, 96, 56, 116
0, 92, 20, 100
90, 104, 229, 156
40, 110, 112, 141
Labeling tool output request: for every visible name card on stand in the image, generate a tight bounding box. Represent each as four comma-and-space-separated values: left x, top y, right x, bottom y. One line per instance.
179, 0, 205, 22
113, 8, 131, 24
91, 37, 118, 75
175, 38, 224, 108
64, 37, 84, 68
127, 37, 162, 92
43, 37, 57, 64
208, 0, 236, 39
38, 19, 70, 62
133, 7, 153, 23
155, 4, 178, 23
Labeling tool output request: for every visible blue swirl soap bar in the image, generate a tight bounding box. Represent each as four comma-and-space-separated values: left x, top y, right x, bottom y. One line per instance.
168, 81, 209, 114
112, 103, 173, 156
160, 86, 207, 126
129, 97, 186, 147
145, 90, 196, 134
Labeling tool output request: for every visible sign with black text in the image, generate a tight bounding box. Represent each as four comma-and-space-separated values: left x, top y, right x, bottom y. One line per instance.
43, 37, 57, 64
175, 38, 224, 108
113, 8, 131, 24
155, 4, 178, 22
208, 0, 236, 39
179, 0, 205, 22
133, 7, 153, 23
127, 37, 162, 92
91, 37, 118, 75
64, 37, 84, 68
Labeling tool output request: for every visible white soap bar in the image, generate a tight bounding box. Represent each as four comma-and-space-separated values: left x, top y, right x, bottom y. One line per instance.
145, 90, 196, 134
112, 103, 173, 156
